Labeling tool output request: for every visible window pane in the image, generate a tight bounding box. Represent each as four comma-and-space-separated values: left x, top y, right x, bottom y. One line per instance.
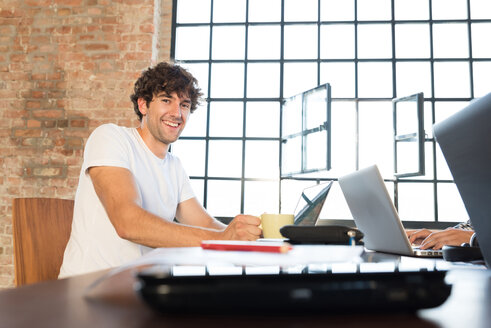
283, 62, 318, 98
320, 63, 355, 98
434, 101, 468, 124
209, 102, 243, 137
395, 23, 430, 58
329, 101, 357, 175
320, 24, 355, 59
398, 183, 434, 221
357, 0, 392, 21
244, 181, 280, 215
305, 87, 328, 130
420, 142, 435, 180
470, 0, 491, 19
401, 142, 434, 180
394, 0, 429, 20
358, 62, 393, 98
244, 140, 279, 178
206, 180, 241, 217
212, 26, 245, 60
433, 23, 468, 58
189, 179, 204, 204
171, 140, 206, 176
472, 23, 491, 58
176, 0, 211, 23
208, 140, 243, 177
320, 0, 354, 21
248, 0, 281, 22
210, 63, 244, 98
179, 63, 209, 101
423, 101, 434, 139
175, 27, 210, 60
396, 62, 432, 97
395, 141, 419, 175
284, 0, 317, 22
358, 24, 392, 59
181, 103, 207, 137
433, 62, 470, 98
248, 25, 281, 59
438, 183, 470, 222
432, 0, 468, 20
305, 131, 327, 171
246, 63, 280, 98
282, 136, 302, 174
358, 101, 394, 176
282, 94, 302, 136
246, 102, 280, 138
284, 25, 318, 59
473, 61, 491, 98
213, 0, 246, 23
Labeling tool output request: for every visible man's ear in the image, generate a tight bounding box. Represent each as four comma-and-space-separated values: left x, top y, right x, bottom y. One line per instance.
137, 98, 148, 116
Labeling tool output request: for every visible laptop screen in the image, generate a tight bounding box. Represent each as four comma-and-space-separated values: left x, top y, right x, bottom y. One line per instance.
293, 182, 333, 226
433, 92, 491, 268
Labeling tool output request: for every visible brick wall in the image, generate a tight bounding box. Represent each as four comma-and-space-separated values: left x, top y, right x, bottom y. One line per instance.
0, 0, 173, 288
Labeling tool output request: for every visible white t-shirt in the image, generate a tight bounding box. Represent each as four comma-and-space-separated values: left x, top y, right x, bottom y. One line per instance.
59, 124, 195, 278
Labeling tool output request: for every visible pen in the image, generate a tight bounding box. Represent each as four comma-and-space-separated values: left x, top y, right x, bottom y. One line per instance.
201, 240, 292, 253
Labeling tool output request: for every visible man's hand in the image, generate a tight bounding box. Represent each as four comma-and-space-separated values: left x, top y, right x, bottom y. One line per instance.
406, 229, 434, 246
220, 215, 262, 241
407, 228, 474, 250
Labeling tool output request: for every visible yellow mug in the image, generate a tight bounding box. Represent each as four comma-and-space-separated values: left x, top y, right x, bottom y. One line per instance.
260, 213, 294, 239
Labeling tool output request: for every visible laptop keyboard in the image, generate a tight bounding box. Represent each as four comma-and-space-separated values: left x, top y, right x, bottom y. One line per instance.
412, 246, 444, 257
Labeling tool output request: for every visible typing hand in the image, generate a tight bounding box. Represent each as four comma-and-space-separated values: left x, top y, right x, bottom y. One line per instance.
417, 228, 474, 250
406, 229, 433, 246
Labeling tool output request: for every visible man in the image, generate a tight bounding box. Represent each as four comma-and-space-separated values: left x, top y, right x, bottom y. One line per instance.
406, 220, 476, 250
59, 62, 262, 278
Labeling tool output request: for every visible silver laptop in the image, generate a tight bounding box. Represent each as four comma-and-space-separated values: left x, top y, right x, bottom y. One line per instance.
338, 165, 442, 257
433, 92, 491, 267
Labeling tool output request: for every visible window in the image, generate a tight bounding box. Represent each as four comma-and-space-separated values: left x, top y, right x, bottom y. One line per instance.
171, 0, 491, 226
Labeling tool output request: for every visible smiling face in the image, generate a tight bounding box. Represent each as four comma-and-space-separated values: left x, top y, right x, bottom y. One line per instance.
137, 91, 191, 158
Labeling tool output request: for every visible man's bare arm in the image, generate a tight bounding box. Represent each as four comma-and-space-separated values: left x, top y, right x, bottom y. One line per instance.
176, 197, 226, 230
89, 166, 261, 247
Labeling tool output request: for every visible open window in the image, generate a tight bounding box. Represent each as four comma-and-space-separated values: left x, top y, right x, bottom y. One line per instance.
281, 84, 331, 177
393, 92, 425, 178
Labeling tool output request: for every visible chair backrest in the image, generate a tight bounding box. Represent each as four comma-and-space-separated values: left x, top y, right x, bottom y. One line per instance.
12, 198, 74, 286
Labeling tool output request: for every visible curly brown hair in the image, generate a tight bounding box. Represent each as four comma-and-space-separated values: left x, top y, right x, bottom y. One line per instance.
130, 62, 203, 121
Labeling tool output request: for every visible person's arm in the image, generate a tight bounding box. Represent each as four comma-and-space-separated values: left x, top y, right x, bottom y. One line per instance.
89, 166, 261, 247
175, 197, 226, 230
175, 197, 264, 240
406, 228, 474, 250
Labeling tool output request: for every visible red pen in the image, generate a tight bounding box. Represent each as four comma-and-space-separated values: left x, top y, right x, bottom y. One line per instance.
201, 240, 292, 253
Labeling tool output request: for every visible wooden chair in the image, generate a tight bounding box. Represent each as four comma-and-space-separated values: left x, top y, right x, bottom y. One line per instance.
12, 198, 74, 286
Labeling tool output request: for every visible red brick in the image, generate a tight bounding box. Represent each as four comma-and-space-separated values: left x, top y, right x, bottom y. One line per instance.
32, 167, 64, 178
31, 91, 45, 98
13, 129, 42, 137
25, 101, 41, 109
57, 8, 72, 16
85, 43, 110, 51
32, 109, 64, 119
26, 119, 42, 128
10, 53, 27, 62
55, 0, 83, 6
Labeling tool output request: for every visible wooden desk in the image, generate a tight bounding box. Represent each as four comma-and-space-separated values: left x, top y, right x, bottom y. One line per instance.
1, 261, 490, 328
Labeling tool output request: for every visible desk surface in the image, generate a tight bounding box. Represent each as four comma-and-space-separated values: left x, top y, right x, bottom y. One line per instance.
1, 252, 490, 328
